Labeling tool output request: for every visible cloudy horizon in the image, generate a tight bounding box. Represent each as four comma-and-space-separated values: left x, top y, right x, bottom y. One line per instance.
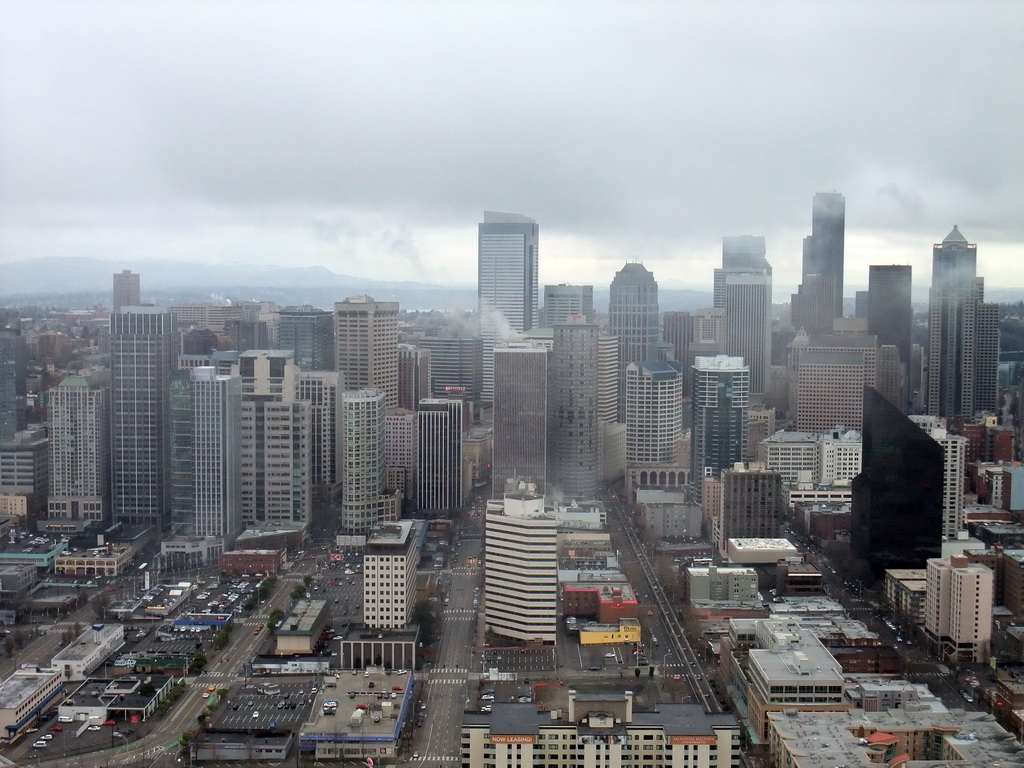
2, 1, 1022, 295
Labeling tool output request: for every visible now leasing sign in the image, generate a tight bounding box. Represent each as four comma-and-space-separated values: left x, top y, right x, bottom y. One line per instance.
489, 734, 536, 745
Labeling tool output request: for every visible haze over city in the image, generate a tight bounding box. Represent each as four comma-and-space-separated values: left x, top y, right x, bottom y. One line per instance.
2, 1, 1023, 295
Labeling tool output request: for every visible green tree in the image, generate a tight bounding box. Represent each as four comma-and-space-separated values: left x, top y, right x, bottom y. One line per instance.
410, 601, 438, 647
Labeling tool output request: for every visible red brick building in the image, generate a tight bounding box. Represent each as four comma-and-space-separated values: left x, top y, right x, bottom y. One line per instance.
221, 549, 285, 576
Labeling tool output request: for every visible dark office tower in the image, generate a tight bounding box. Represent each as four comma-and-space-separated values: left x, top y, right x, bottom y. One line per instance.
691, 355, 749, 504
662, 312, 692, 362
791, 192, 846, 333
0, 327, 27, 441
416, 335, 483, 400
397, 344, 432, 412
112, 269, 141, 312
225, 318, 269, 353
278, 306, 335, 372
854, 291, 870, 319
110, 307, 178, 529
875, 345, 903, 412
852, 387, 944, 576
867, 265, 912, 411
492, 343, 548, 496
478, 212, 540, 402
181, 328, 218, 356
334, 295, 400, 408
609, 262, 659, 420
542, 284, 594, 326
547, 319, 600, 501
715, 238, 772, 395
721, 466, 784, 541
927, 227, 999, 418
416, 398, 463, 513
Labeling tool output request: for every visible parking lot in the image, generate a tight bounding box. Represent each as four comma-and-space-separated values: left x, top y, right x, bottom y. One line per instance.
213, 681, 316, 731
14, 710, 141, 762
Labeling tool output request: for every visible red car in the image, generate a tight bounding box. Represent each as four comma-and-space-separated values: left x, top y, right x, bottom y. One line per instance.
50, 727, 63, 732
103, 720, 116, 726
252, 626, 263, 635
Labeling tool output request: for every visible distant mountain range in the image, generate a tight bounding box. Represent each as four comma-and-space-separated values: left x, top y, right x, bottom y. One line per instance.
0, 256, 715, 312
3, 256, 1023, 312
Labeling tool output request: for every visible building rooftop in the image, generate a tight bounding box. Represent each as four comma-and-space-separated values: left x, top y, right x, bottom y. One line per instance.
729, 538, 798, 551
885, 569, 928, 581
366, 520, 416, 548
53, 624, 123, 663
0, 669, 58, 710
767, 708, 1021, 768
277, 600, 328, 636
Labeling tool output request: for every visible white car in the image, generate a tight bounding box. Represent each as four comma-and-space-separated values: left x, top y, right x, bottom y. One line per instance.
88, 725, 101, 731
33, 741, 48, 748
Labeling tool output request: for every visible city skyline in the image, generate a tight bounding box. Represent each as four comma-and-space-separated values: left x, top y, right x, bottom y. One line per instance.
1, 4, 1023, 293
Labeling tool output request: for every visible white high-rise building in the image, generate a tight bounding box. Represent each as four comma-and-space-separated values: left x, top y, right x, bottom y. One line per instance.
236, 351, 311, 528
297, 372, 342, 497
625, 361, 682, 466
189, 367, 242, 539
910, 415, 967, 538
477, 212, 539, 402
818, 429, 862, 485
484, 492, 558, 644
341, 388, 386, 532
363, 520, 422, 630
924, 554, 992, 663
334, 296, 399, 408
47, 375, 108, 529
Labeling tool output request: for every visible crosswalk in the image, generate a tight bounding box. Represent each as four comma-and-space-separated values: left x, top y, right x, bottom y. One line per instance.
427, 677, 469, 685
443, 609, 477, 617
418, 756, 460, 764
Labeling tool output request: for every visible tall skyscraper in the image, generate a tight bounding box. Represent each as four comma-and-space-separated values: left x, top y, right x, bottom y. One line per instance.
484, 492, 558, 644
109, 306, 178, 529
927, 227, 999, 419
297, 371, 342, 499
924, 555, 993, 663
547, 319, 600, 501
478, 211, 540, 402
236, 350, 311, 528
397, 344, 431, 411
609, 262, 659, 420
609, 262, 660, 366
112, 269, 141, 312
852, 387, 944, 577
278, 305, 335, 372
46, 374, 109, 530
691, 355, 749, 503
492, 343, 548, 496
716, 238, 772, 395
662, 311, 693, 367
596, 333, 620, 425
542, 284, 594, 325
867, 265, 912, 411
417, 398, 463, 513
169, 367, 242, 540
334, 295, 399, 408
791, 192, 846, 334
341, 388, 386, 531
624, 361, 682, 467
0, 328, 27, 441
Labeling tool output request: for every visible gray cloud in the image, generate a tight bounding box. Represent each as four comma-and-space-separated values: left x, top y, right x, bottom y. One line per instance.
1, 0, 1022, 290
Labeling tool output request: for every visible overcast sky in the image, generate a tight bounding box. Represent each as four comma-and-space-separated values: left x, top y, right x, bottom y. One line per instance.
2, 1, 1022, 297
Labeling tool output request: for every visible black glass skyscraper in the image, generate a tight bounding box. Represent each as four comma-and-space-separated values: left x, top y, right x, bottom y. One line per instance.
868, 265, 912, 410
851, 387, 943, 577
